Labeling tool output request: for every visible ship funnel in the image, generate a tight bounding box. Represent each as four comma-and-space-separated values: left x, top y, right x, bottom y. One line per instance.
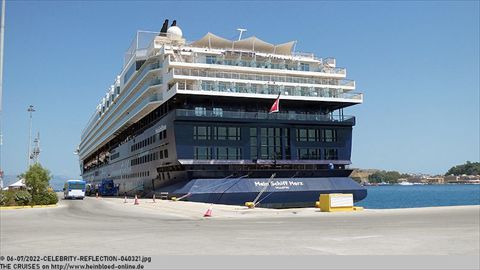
160, 19, 169, 34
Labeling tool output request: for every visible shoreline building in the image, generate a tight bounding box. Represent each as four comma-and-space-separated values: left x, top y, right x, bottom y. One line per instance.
78, 20, 366, 207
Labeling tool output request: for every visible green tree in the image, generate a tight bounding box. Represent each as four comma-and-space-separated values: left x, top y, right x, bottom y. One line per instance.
445, 161, 480, 176
23, 164, 53, 205
368, 170, 409, 184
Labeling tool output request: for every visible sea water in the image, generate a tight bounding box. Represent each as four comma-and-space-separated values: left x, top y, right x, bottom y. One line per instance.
356, 184, 480, 209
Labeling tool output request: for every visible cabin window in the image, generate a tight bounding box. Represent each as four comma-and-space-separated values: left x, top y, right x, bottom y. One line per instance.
250, 128, 258, 159
213, 126, 240, 140
300, 63, 310, 71
297, 148, 321, 160
206, 55, 217, 64
236, 83, 247, 93
213, 107, 223, 117
296, 128, 320, 142
308, 129, 317, 141
194, 107, 207, 116
201, 81, 214, 91
296, 129, 308, 142
323, 129, 337, 142
216, 147, 242, 160
194, 126, 211, 140
218, 82, 229, 91
259, 128, 282, 160
194, 147, 212, 160
228, 127, 241, 140
324, 148, 338, 160
215, 127, 227, 140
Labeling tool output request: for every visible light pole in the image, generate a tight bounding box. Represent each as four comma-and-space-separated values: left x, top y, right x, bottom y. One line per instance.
27, 105, 35, 168
0, 0, 6, 188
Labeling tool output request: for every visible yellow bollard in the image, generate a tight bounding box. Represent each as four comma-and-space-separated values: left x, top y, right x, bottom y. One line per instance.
245, 202, 255, 209
171, 197, 177, 201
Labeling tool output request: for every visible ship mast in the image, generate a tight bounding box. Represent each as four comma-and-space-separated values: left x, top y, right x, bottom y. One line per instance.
0, 0, 6, 188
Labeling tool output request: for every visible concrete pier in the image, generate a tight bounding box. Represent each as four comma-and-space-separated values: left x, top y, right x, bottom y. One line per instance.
1, 195, 479, 255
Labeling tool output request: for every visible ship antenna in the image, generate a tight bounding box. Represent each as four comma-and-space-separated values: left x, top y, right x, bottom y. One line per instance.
236, 28, 247, 41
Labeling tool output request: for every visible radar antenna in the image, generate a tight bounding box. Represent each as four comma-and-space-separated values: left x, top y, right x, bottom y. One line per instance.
236, 28, 247, 40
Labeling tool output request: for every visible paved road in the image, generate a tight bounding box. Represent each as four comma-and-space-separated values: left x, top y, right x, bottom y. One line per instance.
1, 195, 479, 255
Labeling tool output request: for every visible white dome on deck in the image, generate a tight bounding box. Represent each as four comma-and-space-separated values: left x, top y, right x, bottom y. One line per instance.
167, 26, 183, 39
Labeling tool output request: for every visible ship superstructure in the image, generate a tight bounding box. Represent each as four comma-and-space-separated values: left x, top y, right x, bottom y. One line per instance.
78, 20, 366, 207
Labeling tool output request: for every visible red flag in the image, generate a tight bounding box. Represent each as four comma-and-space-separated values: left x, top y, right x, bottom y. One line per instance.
269, 94, 280, 113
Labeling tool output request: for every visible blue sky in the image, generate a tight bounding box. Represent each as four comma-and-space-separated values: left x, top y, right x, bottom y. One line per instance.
0, 0, 478, 178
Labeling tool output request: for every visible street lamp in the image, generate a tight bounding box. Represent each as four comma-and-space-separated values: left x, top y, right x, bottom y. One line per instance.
0, 0, 7, 188
27, 105, 35, 168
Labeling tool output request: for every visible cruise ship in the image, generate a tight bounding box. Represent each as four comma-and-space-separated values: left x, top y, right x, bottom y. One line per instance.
78, 20, 367, 207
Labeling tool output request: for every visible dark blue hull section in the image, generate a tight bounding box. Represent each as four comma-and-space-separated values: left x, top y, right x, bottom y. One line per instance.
160, 177, 367, 208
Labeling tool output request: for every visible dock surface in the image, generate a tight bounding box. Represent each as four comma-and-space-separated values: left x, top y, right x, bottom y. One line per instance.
1, 195, 479, 255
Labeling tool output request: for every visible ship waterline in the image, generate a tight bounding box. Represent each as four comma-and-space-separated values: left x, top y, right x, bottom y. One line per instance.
78, 20, 366, 207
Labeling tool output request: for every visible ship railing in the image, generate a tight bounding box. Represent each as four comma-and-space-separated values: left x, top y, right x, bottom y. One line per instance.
320, 67, 346, 75
339, 79, 355, 87
341, 92, 363, 100
169, 53, 347, 75
323, 57, 336, 67
81, 111, 101, 140
124, 30, 159, 67
172, 68, 354, 88
81, 76, 162, 145
169, 81, 362, 101
292, 52, 315, 59
175, 109, 355, 123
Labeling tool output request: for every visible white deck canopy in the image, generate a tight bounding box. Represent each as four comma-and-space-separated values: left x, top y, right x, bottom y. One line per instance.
190, 32, 295, 55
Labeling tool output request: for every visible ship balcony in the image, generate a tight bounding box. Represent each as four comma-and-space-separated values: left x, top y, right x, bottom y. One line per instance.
79, 91, 163, 159
168, 68, 355, 89
291, 53, 337, 68
174, 109, 355, 125
167, 82, 363, 104
79, 78, 163, 152
165, 54, 347, 77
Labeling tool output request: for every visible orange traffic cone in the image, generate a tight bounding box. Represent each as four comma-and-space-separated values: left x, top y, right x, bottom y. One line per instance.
203, 204, 213, 217
134, 195, 139, 205
153, 194, 156, 203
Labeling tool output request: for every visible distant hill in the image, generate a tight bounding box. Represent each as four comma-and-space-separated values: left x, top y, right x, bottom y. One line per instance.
350, 169, 380, 183
2, 175, 19, 187
50, 175, 77, 191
